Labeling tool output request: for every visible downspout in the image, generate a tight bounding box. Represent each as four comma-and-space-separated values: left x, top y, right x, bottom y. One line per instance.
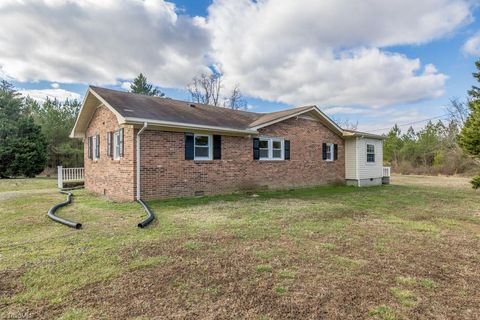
136, 122, 148, 201
136, 122, 155, 228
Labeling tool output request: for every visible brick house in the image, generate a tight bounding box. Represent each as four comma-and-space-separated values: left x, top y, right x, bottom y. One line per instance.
70, 86, 384, 202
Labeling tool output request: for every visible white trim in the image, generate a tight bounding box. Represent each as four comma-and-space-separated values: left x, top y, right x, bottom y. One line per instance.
259, 137, 285, 161
193, 134, 213, 161
125, 117, 257, 135
89, 88, 126, 123
92, 135, 98, 160
325, 143, 334, 162
366, 143, 375, 164
113, 131, 121, 160
70, 87, 126, 138
249, 106, 344, 136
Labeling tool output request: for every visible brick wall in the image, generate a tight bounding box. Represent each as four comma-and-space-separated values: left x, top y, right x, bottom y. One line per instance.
84, 105, 136, 201
138, 117, 345, 200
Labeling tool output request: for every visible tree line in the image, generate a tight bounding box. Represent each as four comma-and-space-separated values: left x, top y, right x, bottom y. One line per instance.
383, 60, 480, 188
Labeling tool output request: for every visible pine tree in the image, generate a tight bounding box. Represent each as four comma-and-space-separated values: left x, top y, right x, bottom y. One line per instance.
459, 60, 480, 189
0, 81, 47, 178
383, 124, 403, 166
130, 73, 164, 97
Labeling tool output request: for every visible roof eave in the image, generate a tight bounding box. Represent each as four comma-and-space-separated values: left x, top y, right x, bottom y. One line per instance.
124, 117, 258, 135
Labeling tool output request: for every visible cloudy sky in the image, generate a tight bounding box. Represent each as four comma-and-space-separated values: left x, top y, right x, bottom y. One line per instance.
1, 0, 479, 133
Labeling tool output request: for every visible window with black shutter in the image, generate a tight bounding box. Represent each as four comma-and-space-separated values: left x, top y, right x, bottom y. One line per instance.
88, 136, 92, 159
95, 134, 100, 159
119, 128, 124, 157
185, 133, 194, 160
253, 138, 260, 160
334, 144, 338, 160
284, 140, 290, 160
107, 132, 112, 158
213, 135, 221, 160
323, 143, 335, 161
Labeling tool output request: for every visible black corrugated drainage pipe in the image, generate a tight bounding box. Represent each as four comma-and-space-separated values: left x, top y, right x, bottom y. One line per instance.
137, 199, 155, 228
135, 122, 155, 228
47, 191, 82, 229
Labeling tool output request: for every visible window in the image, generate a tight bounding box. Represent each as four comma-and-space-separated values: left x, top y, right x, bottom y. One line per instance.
92, 135, 98, 160
194, 134, 212, 160
113, 131, 121, 160
259, 138, 284, 160
325, 143, 334, 161
367, 144, 375, 163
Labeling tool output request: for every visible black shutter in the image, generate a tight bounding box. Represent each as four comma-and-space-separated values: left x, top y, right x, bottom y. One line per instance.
253, 138, 260, 160
284, 140, 290, 160
185, 133, 194, 160
334, 144, 338, 160
119, 128, 124, 157
95, 134, 100, 158
107, 132, 112, 158
213, 135, 221, 160
322, 143, 327, 160
88, 136, 92, 159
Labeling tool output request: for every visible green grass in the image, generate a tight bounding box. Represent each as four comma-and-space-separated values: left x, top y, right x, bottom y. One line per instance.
0, 176, 479, 319
390, 287, 418, 307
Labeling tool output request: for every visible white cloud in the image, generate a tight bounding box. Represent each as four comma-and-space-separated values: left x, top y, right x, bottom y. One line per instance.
207, 0, 470, 107
0, 0, 210, 87
0, 0, 474, 109
50, 82, 60, 89
18, 88, 81, 103
120, 81, 132, 91
463, 32, 480, 56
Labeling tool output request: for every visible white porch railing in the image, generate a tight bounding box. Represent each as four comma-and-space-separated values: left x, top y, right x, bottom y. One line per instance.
383, 166, 391, 177
57, 166, 84, 189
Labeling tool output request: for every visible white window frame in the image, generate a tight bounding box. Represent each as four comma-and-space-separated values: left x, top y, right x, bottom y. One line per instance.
366, 144, 375, 163
92, 135, 98, 161
259, 137, 284, 161
113, 131, 121, 160
194, 134, 212, 160
325, 143, 334, 161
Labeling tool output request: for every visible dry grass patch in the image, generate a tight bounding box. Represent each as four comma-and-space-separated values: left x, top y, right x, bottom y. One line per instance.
1, 177, 480, 319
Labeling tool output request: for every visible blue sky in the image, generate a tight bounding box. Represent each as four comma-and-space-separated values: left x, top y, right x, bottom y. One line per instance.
1, 0, 479, 133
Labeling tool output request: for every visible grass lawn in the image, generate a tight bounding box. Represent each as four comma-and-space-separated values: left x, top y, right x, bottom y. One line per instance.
1, 176, 479, 319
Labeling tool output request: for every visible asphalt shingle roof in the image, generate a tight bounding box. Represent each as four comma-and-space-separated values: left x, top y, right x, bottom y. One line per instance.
90, 86, 314, 131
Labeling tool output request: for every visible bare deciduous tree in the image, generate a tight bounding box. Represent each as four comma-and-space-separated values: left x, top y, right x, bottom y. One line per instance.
447, 98, 469, 127
187, 74, 248, 110
333, 118, 359, 131
187, 73, 222, 106
223, 84, 247, 110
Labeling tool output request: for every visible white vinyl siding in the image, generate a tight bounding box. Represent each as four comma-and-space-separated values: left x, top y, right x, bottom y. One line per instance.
345, 139, 357, 180
357, 138, 383, 179
345, 137, 383, 182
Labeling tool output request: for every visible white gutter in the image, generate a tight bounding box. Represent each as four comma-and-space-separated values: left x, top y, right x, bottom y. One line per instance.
124, 117, 257, 135
136, 122, 148, 200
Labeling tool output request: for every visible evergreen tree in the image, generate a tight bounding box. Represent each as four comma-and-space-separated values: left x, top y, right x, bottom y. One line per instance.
0, 81, 47, 178
383, 124, 403, 166
27, 98, 83, 168
130, 73, 164, 97
459, 60, 480, 189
